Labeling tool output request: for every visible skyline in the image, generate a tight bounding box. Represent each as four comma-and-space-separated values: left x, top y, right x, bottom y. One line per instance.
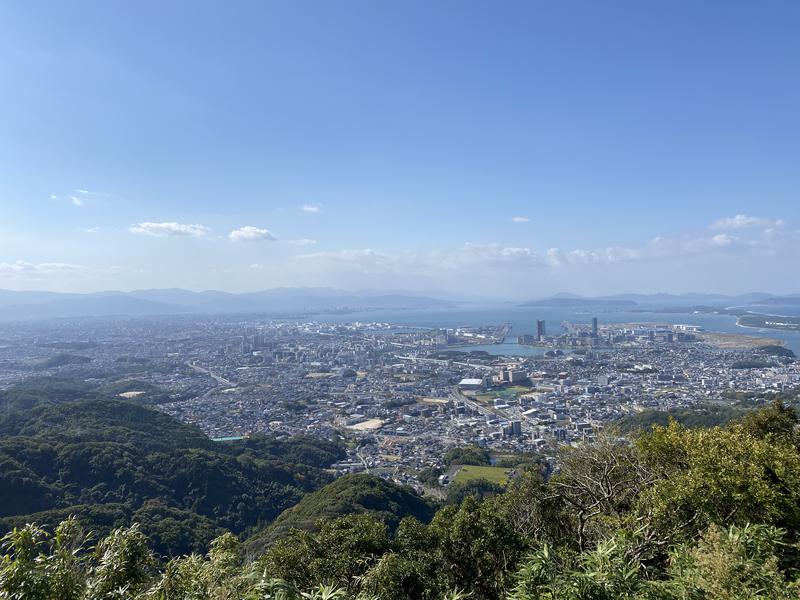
2, 1, 799, 296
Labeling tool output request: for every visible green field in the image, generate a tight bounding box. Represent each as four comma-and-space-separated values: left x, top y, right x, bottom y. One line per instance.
453, 465, 512, 485
475, 385, 532, 404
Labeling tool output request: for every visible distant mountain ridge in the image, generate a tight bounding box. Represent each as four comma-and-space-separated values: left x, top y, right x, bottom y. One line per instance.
750, 295, 800, 306
2, 288, 798, 320
0, 287, 456, 320
522, 292, 786, 308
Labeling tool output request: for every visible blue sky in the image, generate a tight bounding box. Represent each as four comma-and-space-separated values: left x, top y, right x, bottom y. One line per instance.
1, 1, 798, 297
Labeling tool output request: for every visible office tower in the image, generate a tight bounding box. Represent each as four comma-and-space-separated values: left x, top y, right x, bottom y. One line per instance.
536, 320, 546, 341
592, 317, 598, 337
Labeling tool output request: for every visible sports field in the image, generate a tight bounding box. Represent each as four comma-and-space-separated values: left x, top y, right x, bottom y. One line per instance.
453, 465, 512, 485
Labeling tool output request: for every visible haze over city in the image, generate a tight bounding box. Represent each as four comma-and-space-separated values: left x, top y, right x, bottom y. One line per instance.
2, 1, 799, 297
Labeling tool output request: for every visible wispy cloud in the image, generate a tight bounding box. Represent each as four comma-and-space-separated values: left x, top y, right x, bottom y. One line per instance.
297, 243, 544, 275
50, 188, 110, 208
711, 214, 784, 230
0, 260, 89, 275
511, 216, 529, 223
297, 248, 396, 274
295, 215, 796, 280
286, 238, 317, 246
229, 226, 277, 242
50, 193, 84, 207
301, 204, 322, 214
545, 246, 641, 267
129, 222, 210, 237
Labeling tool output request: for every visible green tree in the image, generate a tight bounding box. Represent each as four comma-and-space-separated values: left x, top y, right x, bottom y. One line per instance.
637, 421, 800, 545
260, 514, 389, 592
738, 400, 799, 447
444, 446, 491, 467
429, 497, 525, 599
84, 524, 153, 599
664, 523, 800, 600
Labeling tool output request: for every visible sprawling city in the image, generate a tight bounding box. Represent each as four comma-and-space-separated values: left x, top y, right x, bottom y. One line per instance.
2, 311, 797, 493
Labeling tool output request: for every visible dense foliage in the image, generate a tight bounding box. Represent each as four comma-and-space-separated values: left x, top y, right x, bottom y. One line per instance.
758, 344, 797, 358
0, 373, 199, 412
247, 474, 435, 551
443, 445, 491, 466
0, 392, 345, 556
615, 404, 746, 432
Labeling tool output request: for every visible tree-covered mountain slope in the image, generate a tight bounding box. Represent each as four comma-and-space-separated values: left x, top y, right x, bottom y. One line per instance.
246, 473, 435, 551
0, 391, 345, 556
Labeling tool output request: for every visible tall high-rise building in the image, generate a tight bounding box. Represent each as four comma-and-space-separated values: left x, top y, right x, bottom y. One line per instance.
536, 320, 546, 341
591, 317, 598, 337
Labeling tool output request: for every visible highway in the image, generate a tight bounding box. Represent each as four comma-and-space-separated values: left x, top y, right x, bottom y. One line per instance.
186, 361, 236, 388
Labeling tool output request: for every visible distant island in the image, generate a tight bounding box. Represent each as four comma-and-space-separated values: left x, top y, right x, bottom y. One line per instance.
738, 314, 800, 331
632, 305, 748, 316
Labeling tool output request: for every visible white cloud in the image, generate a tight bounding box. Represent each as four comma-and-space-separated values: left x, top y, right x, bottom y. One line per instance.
453, 244, 541, 268
129, 222, 210, 237
297, 243, 543, 276
301, 204, 322, 213
545, 246, 641, 267
543, 229, 770, 268
294, 230, 782, 286
69, 195, 84, 207
711, 233, 734, 246
711, 214, 784, 230
298, 248, 391, 268
511, 216, 529, 223
286, 238, 317, 246
229, 226, 277, 242
0, 260, 88, 275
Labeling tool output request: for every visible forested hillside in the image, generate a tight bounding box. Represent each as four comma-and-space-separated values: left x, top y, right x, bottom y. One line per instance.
246, 473, 436, 551
0, 380, 346, 556
614, 403, 746, 431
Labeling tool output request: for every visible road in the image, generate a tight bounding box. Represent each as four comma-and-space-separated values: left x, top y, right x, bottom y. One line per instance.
450, 385, 495, 418
449, 385, 532, 434
187, 361, 235, 387
355, 445, 371, 473
395, 354, 494, 371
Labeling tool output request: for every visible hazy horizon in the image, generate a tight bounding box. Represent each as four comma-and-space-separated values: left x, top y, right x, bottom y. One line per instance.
2, 1, 799, 297
0, 285, 795, 304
